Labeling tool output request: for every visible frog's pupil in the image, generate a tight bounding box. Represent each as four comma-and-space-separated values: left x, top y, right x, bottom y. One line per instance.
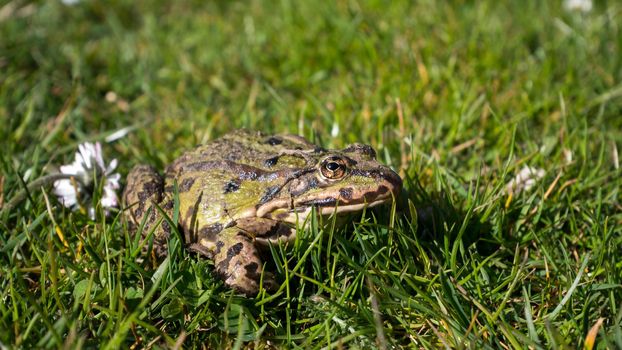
327, 162, 340, 171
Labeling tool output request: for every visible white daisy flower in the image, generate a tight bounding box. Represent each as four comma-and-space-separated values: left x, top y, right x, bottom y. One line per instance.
505, 166, 546, 194
563, 0, 592, 13
53, 142, 120, 218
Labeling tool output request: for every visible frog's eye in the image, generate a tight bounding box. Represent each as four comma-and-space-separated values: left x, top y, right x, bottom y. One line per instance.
320, 157, 348, 180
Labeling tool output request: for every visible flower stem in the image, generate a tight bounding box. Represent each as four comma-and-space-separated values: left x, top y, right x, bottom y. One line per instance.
1, 173, 79, 214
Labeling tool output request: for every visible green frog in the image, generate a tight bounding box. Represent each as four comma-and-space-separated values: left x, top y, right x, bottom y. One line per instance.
122, 130, 402, 295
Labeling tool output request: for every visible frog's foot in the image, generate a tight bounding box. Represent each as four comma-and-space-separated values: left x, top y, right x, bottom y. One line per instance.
214, 228, 277, 295
122, 165, 171, 257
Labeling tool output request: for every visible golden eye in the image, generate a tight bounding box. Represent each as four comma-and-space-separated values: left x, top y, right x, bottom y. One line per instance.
320, 157, 347, 179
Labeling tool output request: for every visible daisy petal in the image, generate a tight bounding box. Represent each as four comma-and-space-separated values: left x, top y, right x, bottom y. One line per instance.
101, 187, 119, 208
53, 180, 78, 207
107, 158, 118, 174
78, 144, 92, 169
94, 142, 105, 170
59, 164, 80, 175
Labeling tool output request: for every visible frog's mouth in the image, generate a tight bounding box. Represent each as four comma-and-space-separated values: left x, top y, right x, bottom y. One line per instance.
256, 177, 401, 224
273, 194, 395, 225
295, 197, 392, 222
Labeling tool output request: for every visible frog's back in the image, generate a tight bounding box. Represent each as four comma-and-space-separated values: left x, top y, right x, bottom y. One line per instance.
166, 130, 318, 175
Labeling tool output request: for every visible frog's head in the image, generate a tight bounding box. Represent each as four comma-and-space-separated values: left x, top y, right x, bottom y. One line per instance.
256, 143, 402, 224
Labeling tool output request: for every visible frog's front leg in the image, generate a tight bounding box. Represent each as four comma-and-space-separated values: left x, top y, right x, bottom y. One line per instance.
211, 227, 277, 295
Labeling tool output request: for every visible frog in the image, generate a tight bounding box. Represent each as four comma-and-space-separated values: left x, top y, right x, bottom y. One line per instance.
122, 129, 402, 295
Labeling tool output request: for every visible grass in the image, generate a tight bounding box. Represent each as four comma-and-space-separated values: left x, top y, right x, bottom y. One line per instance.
1, 0, 621, 348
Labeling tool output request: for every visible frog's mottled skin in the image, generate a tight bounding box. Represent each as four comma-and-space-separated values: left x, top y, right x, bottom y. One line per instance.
123, 130, 402, 295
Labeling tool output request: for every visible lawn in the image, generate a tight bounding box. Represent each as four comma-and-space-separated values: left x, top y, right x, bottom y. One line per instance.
1, 0, 621, 348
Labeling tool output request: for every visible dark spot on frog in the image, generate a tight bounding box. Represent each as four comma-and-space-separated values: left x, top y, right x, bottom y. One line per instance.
140, 180, 162, 199
229, 243, 244, 257
162, 199, 174, 210
309, 177, 318, 187
161, 220, 171, 236
179, 177, 196, 192
217, 242, 244, 272
280, 226, 294, 237
343, 144, 376, 159
265, 137, 282, 146
339, 187, 353, 200
262, 222, 280, 236
362, 185, 390, 202
275, 211, 290, 221
259, 185, 282, 204
133, 206, 143, 220
244, 262, 260, 280
164, 185, 174, 193
199, 223, 223, 240
265, 222, 294, 238
289, 177, 318, 196
264, 156, 279, 167
239, 171, 259, 181
223, 180, 241, 193
214, 240, 225, 255
137, 191, 151, 202
300, 197, 337, 207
